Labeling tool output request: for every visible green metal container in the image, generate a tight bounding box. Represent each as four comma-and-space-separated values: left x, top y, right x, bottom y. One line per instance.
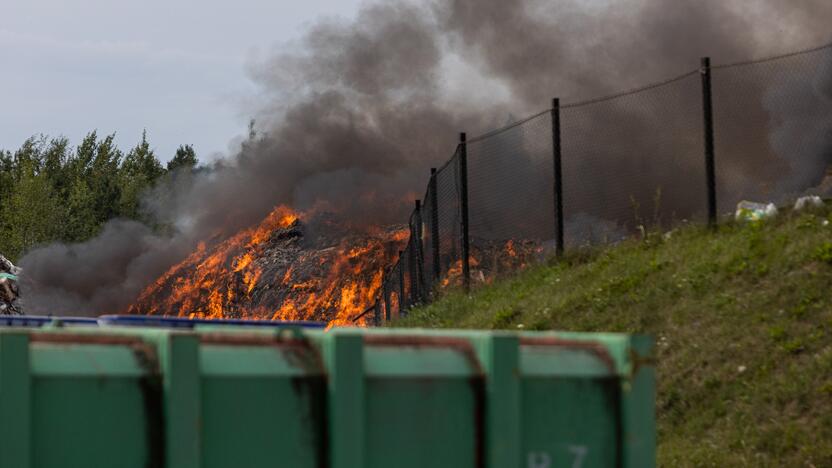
0, 325, 654, 468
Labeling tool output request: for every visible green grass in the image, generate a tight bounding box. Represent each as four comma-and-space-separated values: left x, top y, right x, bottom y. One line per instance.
394, 206, 832, 467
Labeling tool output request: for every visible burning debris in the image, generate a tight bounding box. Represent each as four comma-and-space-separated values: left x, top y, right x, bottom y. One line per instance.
439, 238, 544, 289
129, 206, 407, 326
0, 254, 22, 315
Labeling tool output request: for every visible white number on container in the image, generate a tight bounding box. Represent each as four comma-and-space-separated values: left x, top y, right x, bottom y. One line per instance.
569, 445, 588, 468
527, 452, 551, 468
527, 445, 588, 468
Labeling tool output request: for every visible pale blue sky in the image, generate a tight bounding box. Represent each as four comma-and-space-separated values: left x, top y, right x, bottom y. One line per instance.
0, 0, 364, 161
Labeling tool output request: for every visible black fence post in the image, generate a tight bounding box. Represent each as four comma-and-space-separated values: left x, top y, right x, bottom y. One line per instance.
372, 302, 380, 327
397, 253, 405, 316
701, 57, 717, 229
458, 133, 471, 292
408, 230, 419, 308
429, 168, 441, 287
383, 281, 391, 322
413, 199, 425, 303
551, 98, 565, 257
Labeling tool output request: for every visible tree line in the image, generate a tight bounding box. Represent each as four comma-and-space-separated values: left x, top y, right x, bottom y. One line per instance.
0, 131, 199, 261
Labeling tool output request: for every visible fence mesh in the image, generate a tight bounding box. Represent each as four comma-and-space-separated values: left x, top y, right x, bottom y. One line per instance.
434, 149, 464, 286
401, 239, 413, 312
408, 209, 424, 305
560, 71, 706, 246
383, 257, 405, 320
465, 112, 556, 280
712, 45, 832, 211
380, 280, 390, 321
421, 182, 437, 296
384, 270, 399, 320
367, 41, 832, 325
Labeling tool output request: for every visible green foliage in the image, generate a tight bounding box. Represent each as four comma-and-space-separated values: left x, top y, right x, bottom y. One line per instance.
119, 131, 166, 221
396, 205, 832, 466
0, 132, 198, 260
813, 241, 832, 264
167, 145, 199, 172
63, 179, 98, 242
4, 157, 62, 254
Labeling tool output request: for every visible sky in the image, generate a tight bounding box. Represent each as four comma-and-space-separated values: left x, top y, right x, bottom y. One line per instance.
0, 0, 364, 162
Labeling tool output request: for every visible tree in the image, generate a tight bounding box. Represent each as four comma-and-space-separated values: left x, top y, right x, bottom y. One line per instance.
70, 131, 98, 177
119, 130, 165, 220
61, 131, 122, 240
41, 137, 70, 194
38, 137, 73, 241
0, 150, 16, 258
0, 130, 186, 258
62, 178, 98, 242
167, 144, 198, 172
4, 158, 61, 254
0, 150, 15, 205
88, 133, 123, 223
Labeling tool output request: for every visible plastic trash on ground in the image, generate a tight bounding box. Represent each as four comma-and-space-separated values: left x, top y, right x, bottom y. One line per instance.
735, 201, 778, 222
0, 254, 22, 315
794, 195, 824, 211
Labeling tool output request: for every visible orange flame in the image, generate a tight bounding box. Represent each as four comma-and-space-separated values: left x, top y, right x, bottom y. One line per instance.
130, 205, 406, 327
505, 239, 518, 258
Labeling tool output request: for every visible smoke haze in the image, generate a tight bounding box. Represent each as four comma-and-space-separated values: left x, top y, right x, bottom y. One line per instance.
20, 0, 832, 315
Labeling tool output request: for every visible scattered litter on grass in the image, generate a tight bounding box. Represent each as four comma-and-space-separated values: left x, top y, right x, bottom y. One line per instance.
0, 254, 22, 315
735, 201, 778, 222
794, 196, 824, 211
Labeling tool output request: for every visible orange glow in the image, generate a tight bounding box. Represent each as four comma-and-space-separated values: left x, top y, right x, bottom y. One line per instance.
440, 256, 481, 288
505, 239, 518, 258
436, 240, 540, 289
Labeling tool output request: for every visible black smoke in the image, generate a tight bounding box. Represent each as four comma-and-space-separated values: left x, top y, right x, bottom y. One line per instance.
20, 0, 832, 314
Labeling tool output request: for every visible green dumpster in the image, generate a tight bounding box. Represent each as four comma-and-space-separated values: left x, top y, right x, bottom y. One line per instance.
0, 325, 654, 468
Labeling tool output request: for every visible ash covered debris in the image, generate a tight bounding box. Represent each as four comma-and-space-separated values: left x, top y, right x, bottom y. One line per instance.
0, 254, 23, 315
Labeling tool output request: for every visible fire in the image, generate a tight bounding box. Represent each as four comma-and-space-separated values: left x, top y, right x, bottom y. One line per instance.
129, 205, 406, 327
269, 245, 387, 327
505, 239, 518, 258
438, 239, 541, 289
440, 256, 481, 288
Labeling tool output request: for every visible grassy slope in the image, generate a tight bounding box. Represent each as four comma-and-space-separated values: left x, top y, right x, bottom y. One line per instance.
394, 206, 832, 467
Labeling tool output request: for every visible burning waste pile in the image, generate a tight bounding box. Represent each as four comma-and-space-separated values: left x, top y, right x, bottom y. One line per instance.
0, 254, 22, 315
128, 206, 408, 326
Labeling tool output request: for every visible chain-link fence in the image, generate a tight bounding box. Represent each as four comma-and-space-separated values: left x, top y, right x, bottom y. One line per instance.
357, 41, 832, 326
712, 45, 832, 212
561, 71, 707, 245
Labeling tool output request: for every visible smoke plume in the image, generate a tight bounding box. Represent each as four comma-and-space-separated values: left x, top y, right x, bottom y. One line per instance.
20, 0, 832, 315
